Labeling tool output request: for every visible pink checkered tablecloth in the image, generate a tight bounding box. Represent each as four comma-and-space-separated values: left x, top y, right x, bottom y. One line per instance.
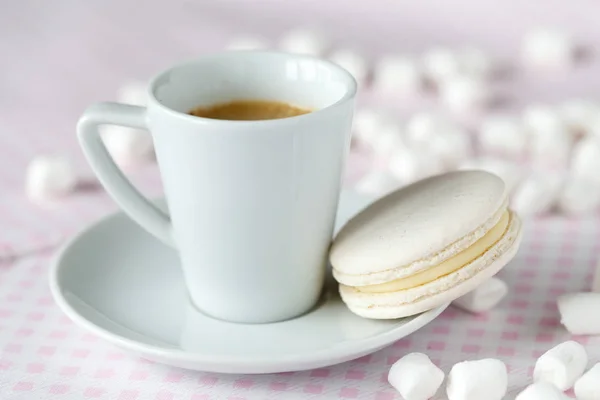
2, 1, 600, 398
1, 214, 599, 399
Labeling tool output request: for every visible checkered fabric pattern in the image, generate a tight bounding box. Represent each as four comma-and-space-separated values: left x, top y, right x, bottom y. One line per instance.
3, 1, 600, 398
1, 200, 599, 399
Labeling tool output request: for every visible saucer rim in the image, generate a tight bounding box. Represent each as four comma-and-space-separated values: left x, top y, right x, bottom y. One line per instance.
49, 194, 448, 373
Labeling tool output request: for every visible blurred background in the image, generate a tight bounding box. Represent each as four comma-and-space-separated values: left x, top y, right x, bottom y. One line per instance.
2, 0, 600, 222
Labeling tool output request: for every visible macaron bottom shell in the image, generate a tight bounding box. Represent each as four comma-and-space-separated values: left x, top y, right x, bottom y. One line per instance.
339, 212, 522, 319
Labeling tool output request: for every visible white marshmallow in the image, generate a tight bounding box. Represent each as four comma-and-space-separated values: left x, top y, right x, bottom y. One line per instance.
101, 125, 155, 167
428, 128, 472, 169
279, 28, 328, 56
593, 260, 600, 293
479, 115, 528, 157
353, 108, 387, 144
522, 28, 576, 70
452, 277, 508, 313
460, 47, 495, 79
388, 353, 444, 400
574, 363, 600, 400
226, 35, 268, 51
529, 126, 572, 169
26, 155, 77, 201
446, 358, 507, 400
557, 292, 600, 335
370, 123, 405, 157
405, 112, 453, 147
388, 147, 445, 185
355, 171, 400, 197
523, 104, 565, 134
560, 99, 599, 136
511, 174, 563, 218
534, 340, 588, 390
330, 49, 368, 82
557, 177, 600, 215
459, 157, 521, 194
116, 81, 147, 106
440, 75, 489, 114
423, 47, 462, 84
372, 55, 422, 96
570, 137, 600, 183
516, 382, 569, 400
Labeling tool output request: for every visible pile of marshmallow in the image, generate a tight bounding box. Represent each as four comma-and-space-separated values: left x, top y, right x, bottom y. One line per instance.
354, 99, 600, 217
389, 341, 598, 400
348, 27, 599, 217
228, 26, 599, 218
25, 83, 153, 202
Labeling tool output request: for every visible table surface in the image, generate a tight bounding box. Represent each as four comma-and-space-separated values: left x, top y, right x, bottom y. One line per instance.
1, 1, 600, 399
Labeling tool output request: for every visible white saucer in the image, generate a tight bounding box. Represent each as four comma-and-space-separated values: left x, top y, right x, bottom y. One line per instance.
50, 190, 447, 374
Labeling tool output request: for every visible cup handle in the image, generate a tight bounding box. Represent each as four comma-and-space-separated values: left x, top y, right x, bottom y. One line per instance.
77, 102, 174, 247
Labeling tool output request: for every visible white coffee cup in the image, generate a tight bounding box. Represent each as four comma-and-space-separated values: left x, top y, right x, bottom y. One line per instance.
77, 51, 357, 324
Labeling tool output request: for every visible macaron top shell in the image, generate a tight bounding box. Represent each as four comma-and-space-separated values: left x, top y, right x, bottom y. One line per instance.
331, 171, 507, 285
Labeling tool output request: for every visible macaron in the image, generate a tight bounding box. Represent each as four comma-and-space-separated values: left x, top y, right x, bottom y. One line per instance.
330, 170, 522, 319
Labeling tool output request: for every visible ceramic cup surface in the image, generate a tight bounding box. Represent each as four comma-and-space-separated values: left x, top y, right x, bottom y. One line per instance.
77, 51, 357, 323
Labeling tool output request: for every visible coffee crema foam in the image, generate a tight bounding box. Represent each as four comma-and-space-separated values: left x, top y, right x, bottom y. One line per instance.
189, 100, 311, 121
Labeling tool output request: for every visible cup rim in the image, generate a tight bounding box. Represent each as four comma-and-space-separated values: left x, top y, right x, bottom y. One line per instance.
146, 50, 358, 126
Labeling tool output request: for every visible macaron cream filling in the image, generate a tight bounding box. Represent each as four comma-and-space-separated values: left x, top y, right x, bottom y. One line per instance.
356, 210, 511, 293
